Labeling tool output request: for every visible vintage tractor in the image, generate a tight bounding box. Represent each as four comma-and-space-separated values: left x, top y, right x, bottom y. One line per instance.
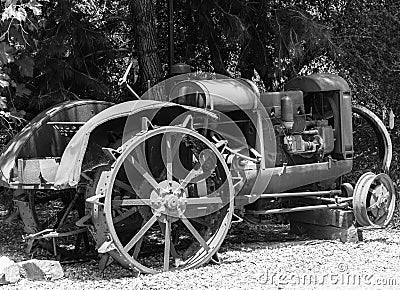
0, 73, 396, 273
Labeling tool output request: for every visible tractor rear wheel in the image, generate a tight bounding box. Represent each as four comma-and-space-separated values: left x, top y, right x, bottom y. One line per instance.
89, 125, 234, 273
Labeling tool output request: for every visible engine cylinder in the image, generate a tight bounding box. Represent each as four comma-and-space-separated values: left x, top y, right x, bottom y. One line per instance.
281, 95, 294, 130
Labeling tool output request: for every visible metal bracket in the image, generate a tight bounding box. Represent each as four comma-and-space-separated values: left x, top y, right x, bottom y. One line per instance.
231, 213, 243, 224
98, 240, 117, 253
141, 117, 154, 133
102, 147, 120, 161
279, 163, 287, 176
180, 114, 194, 130
86, 194, 105, 206
76, 213, 92, 227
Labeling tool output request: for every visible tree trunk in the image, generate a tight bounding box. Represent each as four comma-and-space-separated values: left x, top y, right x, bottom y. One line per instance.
130, 0, 162, 97
245, 25, 275, 91
197, 1, 230, 76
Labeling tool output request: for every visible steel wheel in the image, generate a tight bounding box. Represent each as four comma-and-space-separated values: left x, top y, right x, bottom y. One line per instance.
353, 172, 396, 227
351, 105, 392, 174
91, 125, 234, 273
14, 189, 90, 258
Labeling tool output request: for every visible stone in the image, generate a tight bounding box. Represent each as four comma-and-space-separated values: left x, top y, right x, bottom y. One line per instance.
289, 209, 355, 228
289, 208, 363, 242
290, 221, 361, 242
18, 259, 64, 281
0, 256, 20, 284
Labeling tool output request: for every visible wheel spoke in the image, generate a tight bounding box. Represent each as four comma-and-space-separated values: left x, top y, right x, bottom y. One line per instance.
132, 236, 144, 259
112, 199, 153, 206
163, 219, 171, 271
134, 144, 147, 168
174, 166, 202, 194
367, 201, 379, 211
367, 202, 379, 217
114, 179, 136, 196
127, 155, 159, 191
181, 216, 210, 252
165, 133, 173, 184
113, 207, 138, 224
159, 221, 179, 258
124, 214, 157, 252
186, 197, 222, 205
190, 171, 212, 184
171, 132, 184, 160
377, 208, 387, 218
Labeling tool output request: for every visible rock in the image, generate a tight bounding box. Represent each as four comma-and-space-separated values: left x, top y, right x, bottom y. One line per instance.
18, 261, 45, 281
18, 259, 64, 281
0, 256, 20, 284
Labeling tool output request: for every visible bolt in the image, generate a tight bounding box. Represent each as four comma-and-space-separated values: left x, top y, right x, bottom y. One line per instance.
169, 199, 177, 208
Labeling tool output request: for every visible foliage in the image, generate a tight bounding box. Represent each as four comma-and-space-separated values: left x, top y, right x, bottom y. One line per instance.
0, 0, 395, 113
0, 0, 41, 109
0, 0, 42, 146
328, 0, 400, 195
330, 0, 400, 108
0, 0, 399, 180
155, 0, 337, 91
0, 0, 134, 115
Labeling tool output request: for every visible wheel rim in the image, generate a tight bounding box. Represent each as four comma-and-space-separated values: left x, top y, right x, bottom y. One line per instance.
352, 105, 392, 173
95, 126, 234, 273
14, 189, 90, 257
353, 172, 396, 227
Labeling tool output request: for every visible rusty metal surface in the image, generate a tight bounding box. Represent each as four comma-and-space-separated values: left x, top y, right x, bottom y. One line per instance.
285, 73, 350, 92
238, 159, 353, 205
54, 100, 218, 189
0, 100, 112, 187
352, 105, 392, 172
169, 78, 260, 111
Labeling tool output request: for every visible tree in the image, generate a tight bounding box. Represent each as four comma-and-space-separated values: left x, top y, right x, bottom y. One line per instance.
163, 0, 336, 91
331, 0, 400, 110
130, 0, 162, 94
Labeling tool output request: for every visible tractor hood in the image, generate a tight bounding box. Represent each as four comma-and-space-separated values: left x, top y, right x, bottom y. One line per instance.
285, 74, 350, 92
169, 78, 260, 111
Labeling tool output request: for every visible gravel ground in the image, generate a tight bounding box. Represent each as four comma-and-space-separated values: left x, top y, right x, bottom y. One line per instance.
1, 208, 400, 290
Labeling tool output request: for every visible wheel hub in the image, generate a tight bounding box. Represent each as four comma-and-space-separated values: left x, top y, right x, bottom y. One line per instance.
150, 180, 187, 222
353, 172, 396, 227
370, 185, 390, 217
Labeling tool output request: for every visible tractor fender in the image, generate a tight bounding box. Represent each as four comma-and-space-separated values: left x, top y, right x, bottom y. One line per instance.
54, 100, 218, 189
0, 100, 112, 187
352, 104, 392, 172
